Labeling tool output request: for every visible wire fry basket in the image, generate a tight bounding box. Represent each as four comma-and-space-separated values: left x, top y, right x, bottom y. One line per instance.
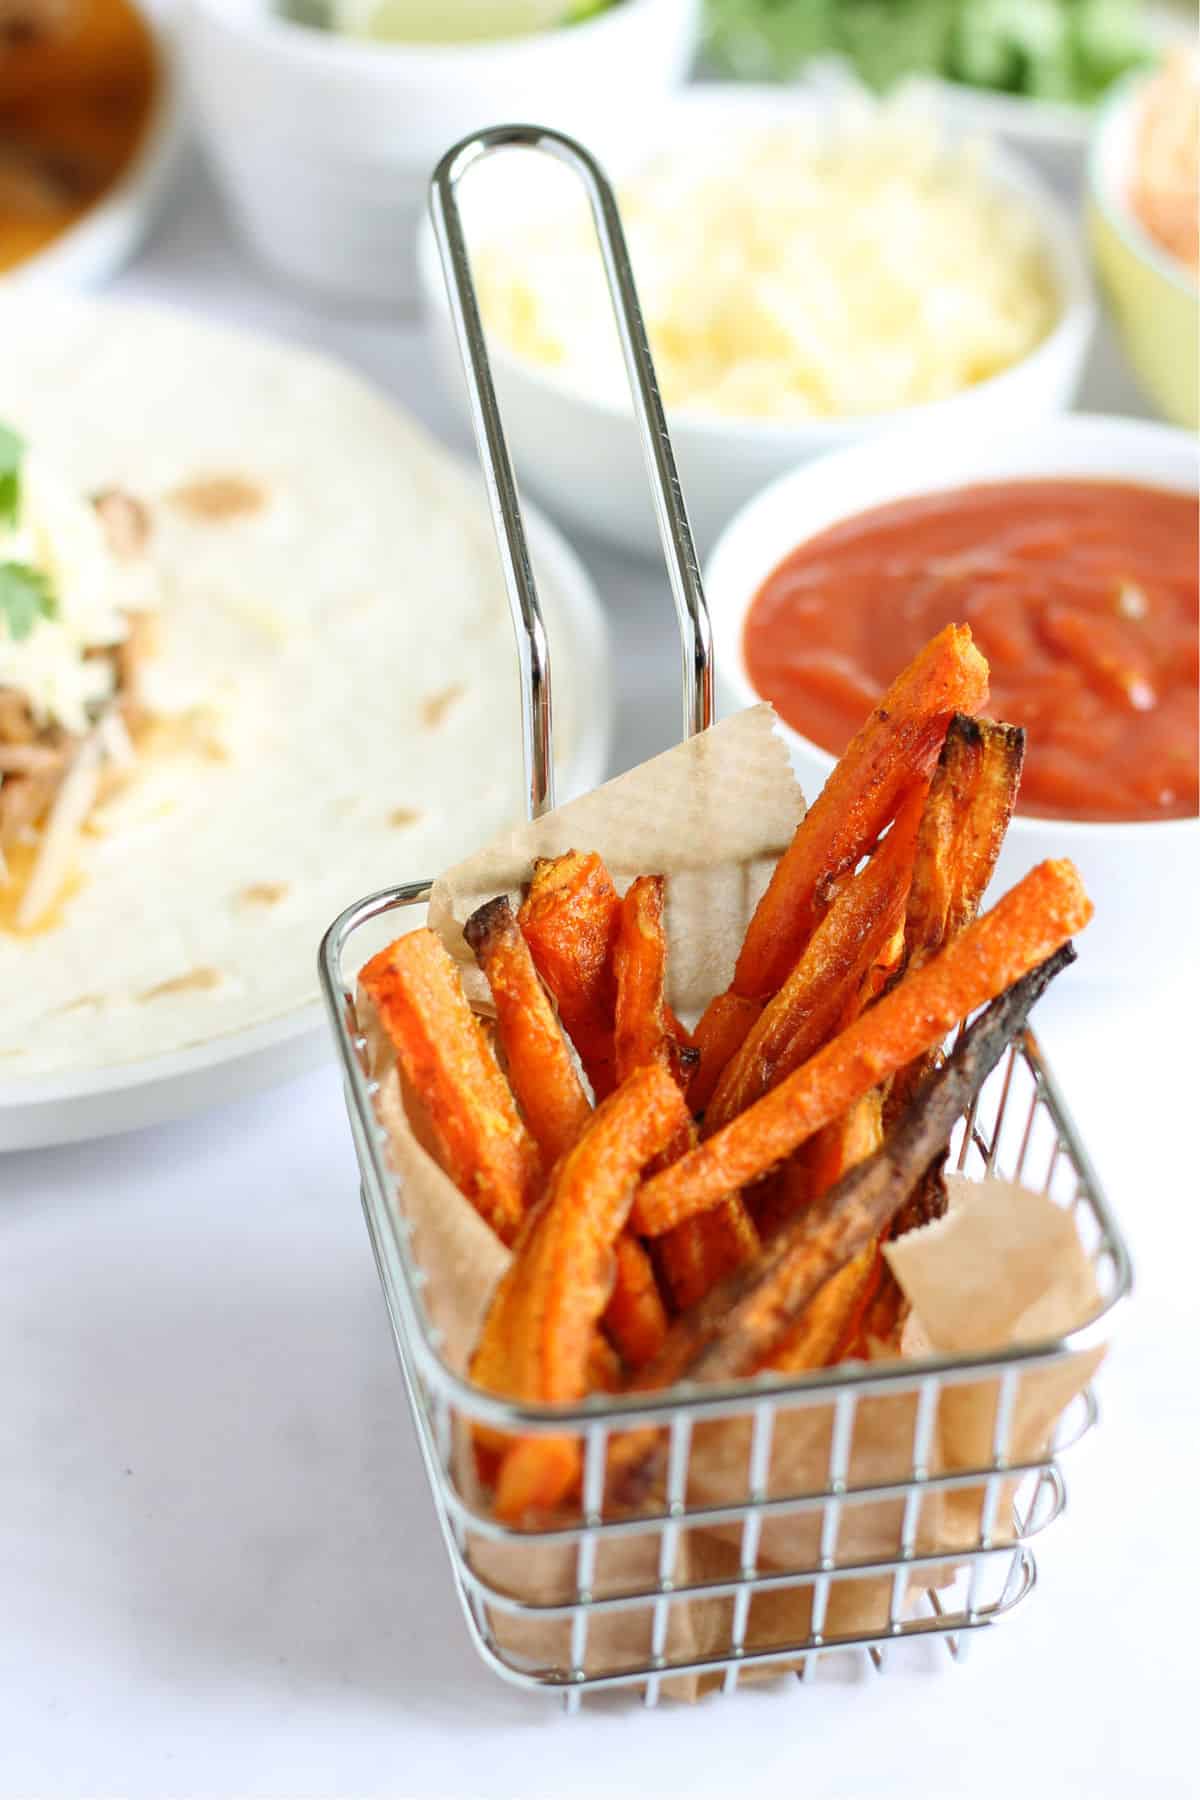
319, 125, 1132, 1709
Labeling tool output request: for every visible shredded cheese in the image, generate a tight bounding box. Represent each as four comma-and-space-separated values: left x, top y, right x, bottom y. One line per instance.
474, 107, 1059, 421
0, 453, 157, 735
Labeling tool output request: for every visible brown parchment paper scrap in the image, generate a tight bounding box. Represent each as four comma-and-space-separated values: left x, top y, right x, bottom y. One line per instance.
357, 703, 1108, 1697
428, 703, 804, 1014
680, 1172, 1105, 1673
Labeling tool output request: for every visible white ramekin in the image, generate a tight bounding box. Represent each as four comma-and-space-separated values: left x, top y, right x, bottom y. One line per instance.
705, 413, 1199, 989
181, 0, 699, 308
417, 84, 1096, 556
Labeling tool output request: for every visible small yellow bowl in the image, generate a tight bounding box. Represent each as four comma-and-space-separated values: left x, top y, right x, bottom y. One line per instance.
1088, 72, 1198, 430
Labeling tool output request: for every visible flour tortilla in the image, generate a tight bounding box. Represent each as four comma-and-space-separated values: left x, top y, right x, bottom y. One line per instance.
0, 296, 589, 1075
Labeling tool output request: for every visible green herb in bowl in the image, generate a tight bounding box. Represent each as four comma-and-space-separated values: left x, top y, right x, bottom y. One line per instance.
704, 0, 1149, 103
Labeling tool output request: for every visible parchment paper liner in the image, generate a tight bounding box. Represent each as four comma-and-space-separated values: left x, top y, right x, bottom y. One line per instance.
358, 708, 1106, 1698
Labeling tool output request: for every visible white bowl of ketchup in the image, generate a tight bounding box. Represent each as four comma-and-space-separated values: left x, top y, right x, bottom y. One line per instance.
706, 413, 1199, 988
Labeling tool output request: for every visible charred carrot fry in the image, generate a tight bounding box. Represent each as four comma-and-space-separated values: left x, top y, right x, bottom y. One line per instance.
604, 1233, 669, 1368
729, 625, 989, 1000
360, 928, 540, 1246
614, 874, 761, 1307
706, 784, 926, 1131
631, 949, 1074, 1389
489, 1062, 690, 1521
631, 860, 1091, 1238
899, 715, 1025, 982
874, 713, 1026, 1305
465, 895, 591, 1168
517, 850, 621, 1098
687, 991, 764, 1114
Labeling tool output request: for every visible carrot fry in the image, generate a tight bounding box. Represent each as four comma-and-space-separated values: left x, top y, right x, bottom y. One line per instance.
470, 1246, 622, 1460
487, 1062, 690, 1521
764, 1242, 880, 1373
632, 947, 1074, 1389
465, 895, 591, 1168
760, 1092, 883, 1369
516, 850, 622, 1098
688, 991, 764, 1113
706, 784, 926, 1131
360, 928, 540, 1246
866, 714, 1026, 1339
899, 714, 1026, 981
730, 624, 989, 1000
613, 876, 693, 1091
604, 1233, 669, 1368
612, 874, 761, 1306
495, 1435, 583, 1523
631, 860, 1091, 1238
657, 1201, 762, 1311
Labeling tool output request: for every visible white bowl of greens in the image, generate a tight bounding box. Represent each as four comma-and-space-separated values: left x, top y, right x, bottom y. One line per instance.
703, 0, 1188, 186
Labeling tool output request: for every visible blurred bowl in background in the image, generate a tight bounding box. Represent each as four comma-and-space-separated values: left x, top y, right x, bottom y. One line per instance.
0, 0, 183, 292
1088, 67, 1198, 429
418, 87, 1095, 557
181, 0, 699, 309
705, 412, 1200, 989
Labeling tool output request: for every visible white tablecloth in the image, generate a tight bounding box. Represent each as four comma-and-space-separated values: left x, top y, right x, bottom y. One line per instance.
3, 156, 1195, 1800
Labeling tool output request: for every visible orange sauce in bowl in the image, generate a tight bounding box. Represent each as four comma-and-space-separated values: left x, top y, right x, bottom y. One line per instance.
0, 0, 158, 272
743, 480, 1199, 824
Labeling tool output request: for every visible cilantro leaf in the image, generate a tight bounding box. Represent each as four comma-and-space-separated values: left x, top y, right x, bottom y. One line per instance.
0, 562, 56, 642
0, 421, 24, 530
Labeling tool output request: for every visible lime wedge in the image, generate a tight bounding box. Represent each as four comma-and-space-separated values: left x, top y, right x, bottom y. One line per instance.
330, 0, 594, 42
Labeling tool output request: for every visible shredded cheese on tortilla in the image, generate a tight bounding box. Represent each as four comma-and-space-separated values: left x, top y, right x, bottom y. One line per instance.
0, 454, 156, 735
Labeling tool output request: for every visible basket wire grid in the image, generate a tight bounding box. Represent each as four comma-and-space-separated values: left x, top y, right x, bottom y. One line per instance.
319, 125, 1132, 1709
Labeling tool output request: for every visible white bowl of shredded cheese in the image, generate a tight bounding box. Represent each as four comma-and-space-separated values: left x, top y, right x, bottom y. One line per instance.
418, 88, 1095, 556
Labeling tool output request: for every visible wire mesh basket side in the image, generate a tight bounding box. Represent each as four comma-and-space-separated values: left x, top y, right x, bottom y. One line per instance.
323, 888, 1128, 1706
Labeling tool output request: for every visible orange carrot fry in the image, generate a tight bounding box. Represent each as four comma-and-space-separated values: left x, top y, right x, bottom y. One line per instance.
798, 1089, 885, 1208
761, 1092, 884, 1369
360, 928, 540, 1246
688, 991, 764, 1114
613, 876, 693, 1091
764, 1242, 880, 1373
614, 873, 761, 1306
706, 785, 925, 1131
517, 850, 621, 1097
470, 1255, 622, 1460
465, 894, 591, 1168
604, 1233, 669, 1368
489, 1062, 690, 1522
657, 1201, 762, 1311
731, 624, 989, 999
495, 1435, 582, 1523
631, 860, 1091, 1238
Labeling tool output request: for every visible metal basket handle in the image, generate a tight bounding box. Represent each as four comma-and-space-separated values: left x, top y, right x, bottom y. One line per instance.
429, 124, 714, 823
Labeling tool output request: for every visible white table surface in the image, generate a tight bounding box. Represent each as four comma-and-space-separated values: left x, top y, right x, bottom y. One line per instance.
3, 154, 1197, 1800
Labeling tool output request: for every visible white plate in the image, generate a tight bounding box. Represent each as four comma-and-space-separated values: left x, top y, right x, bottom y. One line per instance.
2, 4, 185, 294
0, 498, 612, 1152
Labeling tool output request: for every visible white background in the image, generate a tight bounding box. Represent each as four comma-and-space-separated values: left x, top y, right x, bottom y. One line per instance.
3, 153, 1198, 1799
